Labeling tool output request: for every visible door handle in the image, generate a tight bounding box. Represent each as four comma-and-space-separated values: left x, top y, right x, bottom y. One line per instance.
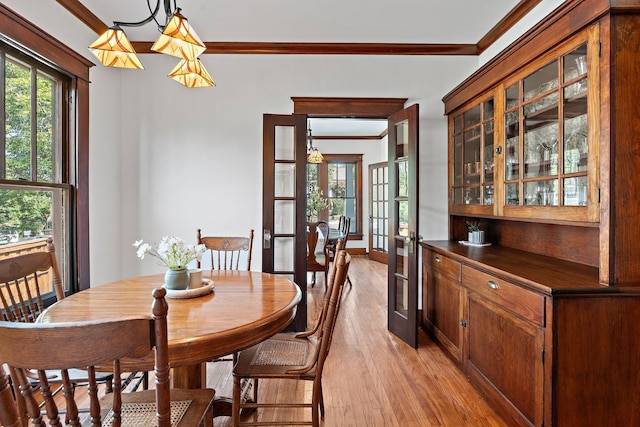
263, 229, 272, 249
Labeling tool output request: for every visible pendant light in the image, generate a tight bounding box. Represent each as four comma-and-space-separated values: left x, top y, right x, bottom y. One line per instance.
88, 0, 213, 88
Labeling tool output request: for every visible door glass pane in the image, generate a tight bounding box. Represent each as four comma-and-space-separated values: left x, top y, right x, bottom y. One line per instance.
505, 84, 519, 110
274, 163, 295, 197
524, 123, 558, 178
274, 200, 295, 234
564, 115, 587, 174
395, 276, 409, 318
564, 176, 588, 206
454, 115, 462, 133
564, 45, 587, 83
273, 237, 294, 271
524, 60, 558, 102
483, 126, 494, 185
505, 183, 519, 205
395, 121, 409, 158
274, 126, 294, 161
453, 135, 462, 186
463, 187, 480, 205
483, 185, 494, 205
524, 179, 558, 206
397, 200, 408, 237
397, 161, 408, 198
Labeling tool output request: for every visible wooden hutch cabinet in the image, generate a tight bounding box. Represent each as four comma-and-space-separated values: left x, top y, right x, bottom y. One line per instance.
422, 1, 640, 426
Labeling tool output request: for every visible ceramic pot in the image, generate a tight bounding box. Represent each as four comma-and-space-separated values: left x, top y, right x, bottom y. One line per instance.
164, 268, 189, 290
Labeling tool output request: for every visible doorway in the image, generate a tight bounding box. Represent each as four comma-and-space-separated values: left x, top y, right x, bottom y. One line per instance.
263, 97, 420, 347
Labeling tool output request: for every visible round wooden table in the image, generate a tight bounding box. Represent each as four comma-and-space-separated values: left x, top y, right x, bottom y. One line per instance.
38, 270, 302, 390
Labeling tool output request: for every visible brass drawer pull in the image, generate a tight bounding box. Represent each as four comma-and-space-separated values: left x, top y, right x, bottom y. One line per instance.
434, 256, 441, 263
487, 280, 499, 290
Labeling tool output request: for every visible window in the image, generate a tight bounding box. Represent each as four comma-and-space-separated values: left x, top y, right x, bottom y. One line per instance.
1, 4, 92, 296
307, 154, 363, 239
0, 45, 71, 297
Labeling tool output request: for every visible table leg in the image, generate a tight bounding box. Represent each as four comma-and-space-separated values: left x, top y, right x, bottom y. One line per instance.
172, 363, 206, 389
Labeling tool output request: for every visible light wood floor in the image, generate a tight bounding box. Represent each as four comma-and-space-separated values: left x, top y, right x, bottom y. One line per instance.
208, 255, 508, 427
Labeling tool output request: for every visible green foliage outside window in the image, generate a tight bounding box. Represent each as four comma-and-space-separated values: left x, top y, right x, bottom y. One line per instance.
1, 56, 56, 240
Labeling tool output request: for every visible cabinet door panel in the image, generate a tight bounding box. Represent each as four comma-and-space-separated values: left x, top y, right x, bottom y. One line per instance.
466, 295, 544, 426
424, 270, 463, 361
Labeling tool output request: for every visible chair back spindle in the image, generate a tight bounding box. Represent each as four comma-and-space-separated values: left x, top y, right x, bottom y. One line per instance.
197, 229, 254, 271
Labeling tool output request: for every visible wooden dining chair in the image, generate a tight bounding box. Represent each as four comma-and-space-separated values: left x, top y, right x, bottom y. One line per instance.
0, 287, 216, 427
306, 221, 330, 287
196, 229, 254, 370
197, 229, 254, 270
0, 238, 120, 409
232, 249, 351, 427
328, 216, 352, 286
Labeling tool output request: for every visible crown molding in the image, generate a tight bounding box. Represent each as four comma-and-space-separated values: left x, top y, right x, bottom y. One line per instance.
56, 0, 541, 56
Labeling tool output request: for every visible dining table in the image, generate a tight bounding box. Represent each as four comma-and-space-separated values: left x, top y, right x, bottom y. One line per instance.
38, 270, 301, 416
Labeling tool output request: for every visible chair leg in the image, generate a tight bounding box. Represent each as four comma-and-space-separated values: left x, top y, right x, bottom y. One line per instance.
232, 375, 241, 427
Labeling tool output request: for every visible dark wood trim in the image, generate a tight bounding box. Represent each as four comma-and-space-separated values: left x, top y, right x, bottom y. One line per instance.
0, 4, 93, 80
1, 3, 92, 291
313, 135, 382, 141
55, 0, 108, 35
477, 0, 543, 53
131, 41, 478, 55
76, 78, 90, 291
57, 0, 540, 57
292, 97, 407, 118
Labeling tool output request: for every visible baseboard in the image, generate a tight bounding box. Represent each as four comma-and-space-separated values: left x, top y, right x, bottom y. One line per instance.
346, 248, 366, 256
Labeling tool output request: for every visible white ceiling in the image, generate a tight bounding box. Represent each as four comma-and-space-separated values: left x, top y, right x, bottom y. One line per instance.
82, 0, 522, 45
79, 0, 523, 135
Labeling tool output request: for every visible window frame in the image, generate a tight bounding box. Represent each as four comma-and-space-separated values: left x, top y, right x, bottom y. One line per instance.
314, 154, 363, 241
0, 4, 92, 293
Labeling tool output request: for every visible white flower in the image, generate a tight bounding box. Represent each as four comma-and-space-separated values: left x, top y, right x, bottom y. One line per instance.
133, 236, 205, 269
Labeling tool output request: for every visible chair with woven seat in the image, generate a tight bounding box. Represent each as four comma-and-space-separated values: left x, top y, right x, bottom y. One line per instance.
0, 238, 119, 411
197, 229, 254, 371
232, 248, 351, 427
0, 287, 216, 427
306, 221, 330, 287
197, 229, 254, 271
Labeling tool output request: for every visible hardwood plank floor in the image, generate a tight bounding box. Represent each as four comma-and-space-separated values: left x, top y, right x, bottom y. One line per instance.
209, 256, 508, 426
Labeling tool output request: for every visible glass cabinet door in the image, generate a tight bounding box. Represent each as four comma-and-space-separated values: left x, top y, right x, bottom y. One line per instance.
503, 43, 588, 210
451, 98, 495, 210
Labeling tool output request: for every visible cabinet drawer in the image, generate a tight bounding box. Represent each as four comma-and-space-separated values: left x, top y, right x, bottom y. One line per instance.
462, 265, 545, 326
425, 250, 461, 282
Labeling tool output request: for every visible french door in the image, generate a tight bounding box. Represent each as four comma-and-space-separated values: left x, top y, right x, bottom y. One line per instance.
262, 114, 308, 331
368, 161, 388, 264
387, 104, 419, 348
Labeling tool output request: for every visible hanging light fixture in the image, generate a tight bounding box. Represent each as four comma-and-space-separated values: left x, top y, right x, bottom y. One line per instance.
168, 58, 215, 88
307, 127, 324, 164
88, 0, 213, 88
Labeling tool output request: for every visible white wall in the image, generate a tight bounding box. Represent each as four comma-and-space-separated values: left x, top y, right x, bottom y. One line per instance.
2, 1, 559, 285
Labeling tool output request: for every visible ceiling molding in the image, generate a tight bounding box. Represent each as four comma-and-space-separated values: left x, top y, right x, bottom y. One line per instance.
131, 41, 478, 56
313, 135, 383, 141
292, 97, 407, 118
56, 0, 107, 35
57, 0, 543, 56
477, 0, 543, 54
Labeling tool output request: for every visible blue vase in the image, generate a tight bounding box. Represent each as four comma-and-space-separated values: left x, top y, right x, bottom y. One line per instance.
164, 268, 189, 290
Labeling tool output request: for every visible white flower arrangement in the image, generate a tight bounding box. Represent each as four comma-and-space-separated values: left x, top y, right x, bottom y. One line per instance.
133, 236, 205, 270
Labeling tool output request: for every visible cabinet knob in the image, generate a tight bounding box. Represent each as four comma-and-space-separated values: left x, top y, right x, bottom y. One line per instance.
434, 256, 441, 263
495, 146, 503, 154
460, 319, 467, 327
487, 280, 499, 290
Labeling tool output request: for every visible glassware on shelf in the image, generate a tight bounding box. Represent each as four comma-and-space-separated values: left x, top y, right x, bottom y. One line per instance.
524, 180, 558, 206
